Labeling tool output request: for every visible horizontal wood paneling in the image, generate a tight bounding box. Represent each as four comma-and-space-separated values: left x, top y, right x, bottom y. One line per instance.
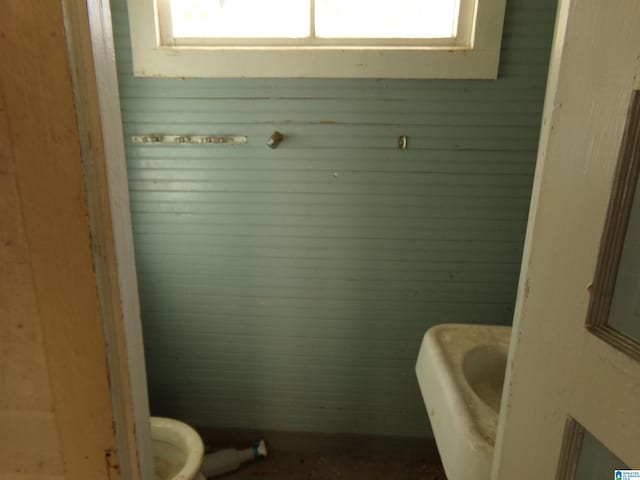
112, 0, 557, 437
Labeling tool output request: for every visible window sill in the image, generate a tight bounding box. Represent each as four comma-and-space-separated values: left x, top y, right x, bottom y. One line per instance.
131, 46, 502, 79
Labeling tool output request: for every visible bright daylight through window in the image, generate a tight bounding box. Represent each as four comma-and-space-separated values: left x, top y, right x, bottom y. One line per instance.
169, 0, 459, 40
128, 0, 506, 77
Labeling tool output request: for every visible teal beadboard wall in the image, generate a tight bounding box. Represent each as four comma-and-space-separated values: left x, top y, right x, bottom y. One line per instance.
112, 0, 557, 437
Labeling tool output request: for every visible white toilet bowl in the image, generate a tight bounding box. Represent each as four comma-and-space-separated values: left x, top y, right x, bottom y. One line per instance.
151, 416, 205, 480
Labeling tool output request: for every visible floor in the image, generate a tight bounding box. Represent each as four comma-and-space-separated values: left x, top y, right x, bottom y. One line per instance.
216, 450, 447, 480
200, 427, 447, 480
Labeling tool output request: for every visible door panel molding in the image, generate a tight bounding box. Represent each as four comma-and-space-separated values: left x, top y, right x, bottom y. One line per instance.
556, 417, 584, 480
586, 91, 640, 361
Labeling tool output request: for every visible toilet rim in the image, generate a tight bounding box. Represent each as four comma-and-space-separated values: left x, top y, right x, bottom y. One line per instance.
151, 416, 204, 478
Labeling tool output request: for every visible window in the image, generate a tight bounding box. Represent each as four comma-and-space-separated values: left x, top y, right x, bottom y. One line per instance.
128, 0, 506, 78
166, 0, 459, 41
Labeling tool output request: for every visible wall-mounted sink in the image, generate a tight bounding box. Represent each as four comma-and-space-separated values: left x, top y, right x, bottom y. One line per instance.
415, 324, 512, 480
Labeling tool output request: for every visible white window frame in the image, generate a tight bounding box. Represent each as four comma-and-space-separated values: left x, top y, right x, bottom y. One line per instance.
127, 0, 507, 79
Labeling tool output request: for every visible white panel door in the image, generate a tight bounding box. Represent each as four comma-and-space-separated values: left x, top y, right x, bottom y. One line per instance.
492, 0, 640, 478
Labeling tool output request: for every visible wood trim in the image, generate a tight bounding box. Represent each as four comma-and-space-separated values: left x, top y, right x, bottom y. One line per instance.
589, 325, 640, 362
60, 1, 146, 479
586, 91, 640, 362
555, 417, 585, 480
88, 0, 156, 475
62, 0, 155, 478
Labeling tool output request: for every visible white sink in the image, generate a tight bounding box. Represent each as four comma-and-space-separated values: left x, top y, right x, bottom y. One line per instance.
415, 324, 511, 480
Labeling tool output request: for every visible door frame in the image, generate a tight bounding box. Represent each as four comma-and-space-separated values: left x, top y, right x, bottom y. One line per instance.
62, 0, 154, 478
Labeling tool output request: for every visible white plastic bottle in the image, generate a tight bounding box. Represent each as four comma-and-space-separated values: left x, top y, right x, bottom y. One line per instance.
200, 440, 267, 478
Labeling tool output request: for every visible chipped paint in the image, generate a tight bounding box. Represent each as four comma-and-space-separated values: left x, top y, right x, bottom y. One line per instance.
131, 135, 248, 145
105, 448, 120, 479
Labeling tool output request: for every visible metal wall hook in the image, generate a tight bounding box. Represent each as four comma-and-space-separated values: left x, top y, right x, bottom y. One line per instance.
267, 131, 284, 149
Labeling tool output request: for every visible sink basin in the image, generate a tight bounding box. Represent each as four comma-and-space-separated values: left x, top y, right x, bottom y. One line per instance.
415, 324, 511, 480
